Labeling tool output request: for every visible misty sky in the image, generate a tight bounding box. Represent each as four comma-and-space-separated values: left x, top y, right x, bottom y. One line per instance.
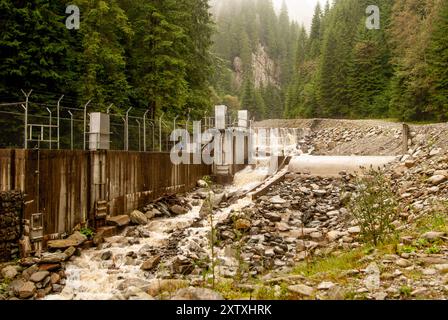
273, 0, 327, 30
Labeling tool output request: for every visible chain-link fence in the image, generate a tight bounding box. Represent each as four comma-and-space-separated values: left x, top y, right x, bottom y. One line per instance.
0, 93, 220, 152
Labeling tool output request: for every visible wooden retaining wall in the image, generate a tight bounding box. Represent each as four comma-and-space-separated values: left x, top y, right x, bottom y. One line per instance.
0, 149, 211, 236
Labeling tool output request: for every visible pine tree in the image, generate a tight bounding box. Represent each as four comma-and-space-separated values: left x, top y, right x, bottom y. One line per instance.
428, 0, 448, 120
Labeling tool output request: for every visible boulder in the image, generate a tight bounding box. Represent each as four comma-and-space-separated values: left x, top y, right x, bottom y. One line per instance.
101, 251, 112, 260
327, 230, 343, 242
141, 256, 161, 271
64, 246, 76, 259
117, 278, 152, 292
421, 231, 446, 241
1, 265, 18, 279
18, 281, 36, 299
130, 210, 148, 225
288, 284, 315, 297
40, 252, 67, 264
427, 175, 447, 186
29, 271, 49, 283
171, 287, 224, 300
170, 205, 188, 215
107, 215, 131, 227
197, 179, 208, 188
147, 279, 188, 297
47, 231, 87, 250
326, 285, 346, 300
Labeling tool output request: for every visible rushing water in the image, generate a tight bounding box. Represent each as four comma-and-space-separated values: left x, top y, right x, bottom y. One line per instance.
45, 127, 303, 300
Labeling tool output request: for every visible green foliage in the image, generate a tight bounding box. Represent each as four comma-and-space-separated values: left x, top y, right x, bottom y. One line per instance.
0, 0, 214, 122
80, 227, 95, 240
399, 285, 412, 298
349, 168, 399, 246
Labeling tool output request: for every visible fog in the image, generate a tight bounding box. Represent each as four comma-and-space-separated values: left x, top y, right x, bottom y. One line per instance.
273, 0, 328, 29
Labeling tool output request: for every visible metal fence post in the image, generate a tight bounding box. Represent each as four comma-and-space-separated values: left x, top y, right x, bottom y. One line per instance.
125, 107, 133, 151
143, 110, 149, 152
46, 107, 52, 150
83, 100, 91, 150
21, 89, 33, 149
68, 111, 74, 150
136, 119, 141, 152
159, 113, 164, 152
57, 95, 64, 150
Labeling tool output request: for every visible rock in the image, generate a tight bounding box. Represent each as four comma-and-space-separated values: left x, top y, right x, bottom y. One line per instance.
313, 190, 327, 197
327, 230, 343, 242
9, 279, 25, 296
288, 284, 315, 297
235, 219, 251, 230
270, 195, 287, 204
117, 279, 152, 292
221, 230, 236, 240
1, 265, 18, 279
19, 281, 36, 299
364, 262, 380, 292
40, 252, 67, 264
107, 215, 131, 227
427, 175, 447, 186
421, 231, 446, 241
141, 256, 161, 271
404, 160, 416, 168
38, 264, 61, 272
130, 210, 148, 225
265, 212, 281, 222
171, 287, 224, 300
147, 279, 188, 297
373, 291, 388, 300
145, 209, 159, 220
50, 273, 60, 285
172, 256, 194, 275
29, 271, 50, 283
348, 226, 361, 234
197, 180, 208, 188
47, 239, 79, 250
47, 231, 87, 250
395, 259, 412, 268
434, 264, 448, 273
317, 281, 335, 290
101, 251, 112, 260
20, 257, 40, 267
326, 285, 346, 300
326, 210, 339, 217
64, 246, 76, 259
420, 257, 448, 266
429, 148, 442, 157
170, 205, 188, 215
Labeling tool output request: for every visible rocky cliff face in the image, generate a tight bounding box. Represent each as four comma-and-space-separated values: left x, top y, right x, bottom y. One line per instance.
251, 44, 279, 89
232, 43, 280, 90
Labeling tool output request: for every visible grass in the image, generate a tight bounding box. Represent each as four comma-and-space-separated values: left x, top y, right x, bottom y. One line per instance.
399, 285, 412, 298
291, 248, 367, 282
413, 201, 448, 234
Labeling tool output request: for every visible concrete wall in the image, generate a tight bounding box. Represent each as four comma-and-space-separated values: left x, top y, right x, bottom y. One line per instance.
0, 149, 211, 238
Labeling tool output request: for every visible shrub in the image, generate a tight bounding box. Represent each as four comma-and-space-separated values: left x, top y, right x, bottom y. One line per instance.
348, 168, 399, 246
80, 227, 95, 240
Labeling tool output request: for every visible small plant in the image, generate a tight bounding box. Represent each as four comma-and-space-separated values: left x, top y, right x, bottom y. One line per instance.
399, 285, 412, 298
80, 227, 95, 240
348, 168, 399, 246
398, 245, 417, 254
425, 244, 441, 254
0, 278, 10, 295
